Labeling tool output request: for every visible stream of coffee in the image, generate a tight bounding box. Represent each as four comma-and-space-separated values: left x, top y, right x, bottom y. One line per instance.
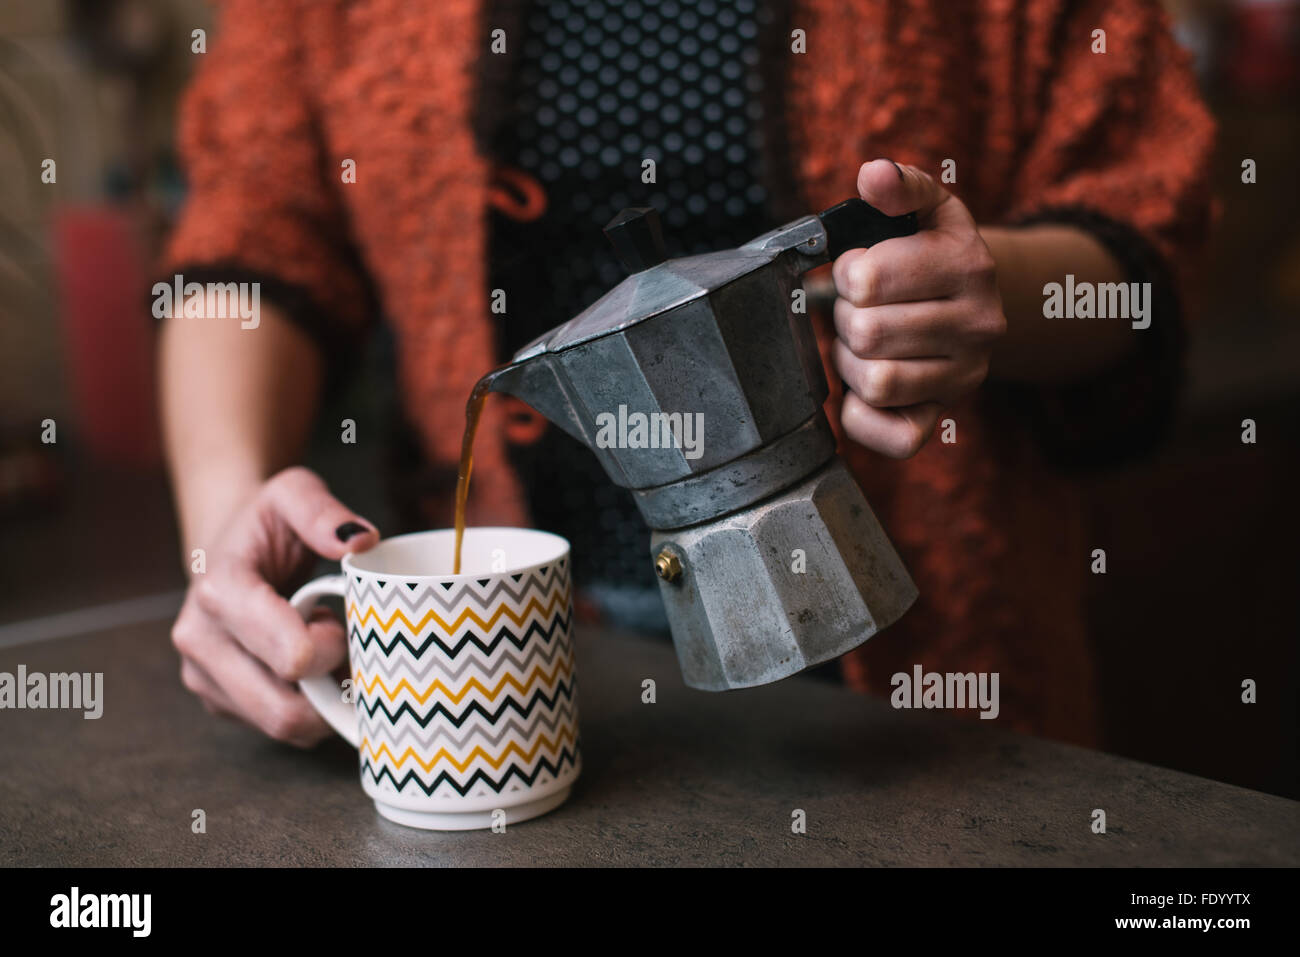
452, 372, 496, 575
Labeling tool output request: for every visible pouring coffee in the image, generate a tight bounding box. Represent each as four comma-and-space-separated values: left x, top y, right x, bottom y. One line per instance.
454, 198, 920, 690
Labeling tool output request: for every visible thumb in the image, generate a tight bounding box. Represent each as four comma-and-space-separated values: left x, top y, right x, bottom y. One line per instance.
262, 467, 380, 560
857, 158, 957, 226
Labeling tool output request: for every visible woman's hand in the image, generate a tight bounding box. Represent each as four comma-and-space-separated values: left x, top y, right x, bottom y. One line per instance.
830, 159, 1007, 458
169, 467, 378, 746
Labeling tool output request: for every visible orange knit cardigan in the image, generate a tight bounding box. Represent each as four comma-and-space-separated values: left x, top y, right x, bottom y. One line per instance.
164, 0, 1214, 745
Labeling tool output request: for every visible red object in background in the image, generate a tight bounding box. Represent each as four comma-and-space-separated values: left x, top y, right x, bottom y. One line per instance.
50, 206, 161, 468
1225, 0, 1300, 98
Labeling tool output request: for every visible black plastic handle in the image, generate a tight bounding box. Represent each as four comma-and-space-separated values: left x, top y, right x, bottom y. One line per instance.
604, 207, 668, 273
817, 198, 917, 260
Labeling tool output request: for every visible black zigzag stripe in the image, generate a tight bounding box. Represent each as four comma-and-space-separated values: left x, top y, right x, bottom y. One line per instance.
349, 610, 571, 658
356, 679, 577, 729
361, 745, 580, 797
349, 613, 570, 659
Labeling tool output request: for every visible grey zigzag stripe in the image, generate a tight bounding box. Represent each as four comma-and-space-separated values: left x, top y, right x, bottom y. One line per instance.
359, 701, 577, 752
351, 632, 574, 683
350, 569, 569, 615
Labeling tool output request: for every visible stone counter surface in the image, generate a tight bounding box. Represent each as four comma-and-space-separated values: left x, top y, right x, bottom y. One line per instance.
0, 623, 1295, 866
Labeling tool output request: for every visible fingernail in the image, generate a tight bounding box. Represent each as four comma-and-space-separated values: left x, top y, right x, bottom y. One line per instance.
335, 521, 371, 542
888, 160, 905, 181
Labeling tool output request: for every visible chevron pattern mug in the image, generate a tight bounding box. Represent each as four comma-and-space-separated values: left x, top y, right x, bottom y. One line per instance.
290, 528, 580, 830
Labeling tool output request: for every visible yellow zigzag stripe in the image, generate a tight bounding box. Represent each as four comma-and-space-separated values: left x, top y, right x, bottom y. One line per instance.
361, 727, 577, 774
347, 587, 570, 638
355, 658, 573, 706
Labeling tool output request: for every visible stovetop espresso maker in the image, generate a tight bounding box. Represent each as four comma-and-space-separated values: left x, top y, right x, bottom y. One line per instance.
487, 198, 920, 690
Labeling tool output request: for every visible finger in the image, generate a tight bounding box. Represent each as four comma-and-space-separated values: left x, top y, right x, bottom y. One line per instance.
834, 340, 980, 408
834, 296, 972, 358
262, 466, 379, 560
184, 624, 334, 747
840, 392, 944, 459
831, 230, 964, 308
194, 562, 347, 682
179, 657, 238, 717
857, 158, 971, 230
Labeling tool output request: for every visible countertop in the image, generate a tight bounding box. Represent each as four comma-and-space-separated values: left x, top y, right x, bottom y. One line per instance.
1, 622, 1295, 866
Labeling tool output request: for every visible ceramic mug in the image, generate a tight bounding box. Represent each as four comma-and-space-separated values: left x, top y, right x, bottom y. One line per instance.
290, 527, 580, 830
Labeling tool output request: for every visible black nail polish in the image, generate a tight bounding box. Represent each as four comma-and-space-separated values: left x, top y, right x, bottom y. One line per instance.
335, 521, 370, 542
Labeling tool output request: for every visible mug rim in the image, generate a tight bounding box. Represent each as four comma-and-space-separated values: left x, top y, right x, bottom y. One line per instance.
341, 526, 570, 582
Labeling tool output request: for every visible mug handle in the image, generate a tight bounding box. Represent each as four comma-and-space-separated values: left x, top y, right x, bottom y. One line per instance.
289, 574, 360, 748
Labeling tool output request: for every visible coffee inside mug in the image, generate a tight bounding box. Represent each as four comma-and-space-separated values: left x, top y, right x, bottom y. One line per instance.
348, 527, 569, 579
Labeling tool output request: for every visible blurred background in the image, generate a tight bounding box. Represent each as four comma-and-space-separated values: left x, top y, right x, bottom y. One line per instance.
0, 0, 1295, 798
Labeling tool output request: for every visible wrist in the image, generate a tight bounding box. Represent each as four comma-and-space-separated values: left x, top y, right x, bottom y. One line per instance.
173, 464, 267, 570
979, 223, 1136, 384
